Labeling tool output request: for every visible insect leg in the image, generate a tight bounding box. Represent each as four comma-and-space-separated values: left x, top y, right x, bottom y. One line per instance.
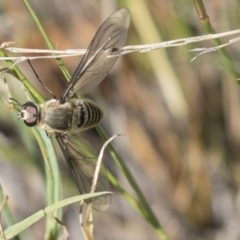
0, 73, 15, 111
27, 59, 56, 99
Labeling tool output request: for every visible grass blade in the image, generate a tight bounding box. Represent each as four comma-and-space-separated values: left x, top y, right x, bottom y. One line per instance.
2, 192, 108, 240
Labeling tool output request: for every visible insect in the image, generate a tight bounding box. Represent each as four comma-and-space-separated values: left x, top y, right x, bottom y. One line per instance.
10, 9, 130, 211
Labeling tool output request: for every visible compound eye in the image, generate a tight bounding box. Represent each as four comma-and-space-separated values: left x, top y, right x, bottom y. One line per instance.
23, 102, 39, 127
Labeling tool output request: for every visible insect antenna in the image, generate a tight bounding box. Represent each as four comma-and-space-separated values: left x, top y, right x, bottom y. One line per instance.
27, 59, 56, 99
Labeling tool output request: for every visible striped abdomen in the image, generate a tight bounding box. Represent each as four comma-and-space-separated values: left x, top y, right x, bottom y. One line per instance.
75, 99, 103, 130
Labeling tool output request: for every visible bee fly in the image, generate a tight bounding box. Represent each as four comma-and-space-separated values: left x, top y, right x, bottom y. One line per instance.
10, 9, 130, 211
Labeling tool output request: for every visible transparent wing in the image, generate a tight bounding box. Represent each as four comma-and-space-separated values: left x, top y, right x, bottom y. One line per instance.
60, 8, 130, 103
56, 134, 110, 211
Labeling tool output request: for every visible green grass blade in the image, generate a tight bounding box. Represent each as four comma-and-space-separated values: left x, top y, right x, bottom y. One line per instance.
2, 192, 109, 240
32, 128, 62, 239
0, 183, 20, 240
107, 171, 148, 218
24, 0, 71, 81
193, 0, 240, 80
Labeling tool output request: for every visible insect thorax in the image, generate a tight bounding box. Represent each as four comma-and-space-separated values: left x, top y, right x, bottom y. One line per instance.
38, 98, 103, 133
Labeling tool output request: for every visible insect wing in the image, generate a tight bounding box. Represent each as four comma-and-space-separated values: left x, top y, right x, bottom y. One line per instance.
56, 134, 111, 211
60, 8, 130, 102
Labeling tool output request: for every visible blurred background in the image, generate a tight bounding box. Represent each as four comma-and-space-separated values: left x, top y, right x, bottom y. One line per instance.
0, 0, 240, 239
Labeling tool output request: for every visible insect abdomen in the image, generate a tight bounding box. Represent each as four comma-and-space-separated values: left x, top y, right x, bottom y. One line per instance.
74, 99, 103, 130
